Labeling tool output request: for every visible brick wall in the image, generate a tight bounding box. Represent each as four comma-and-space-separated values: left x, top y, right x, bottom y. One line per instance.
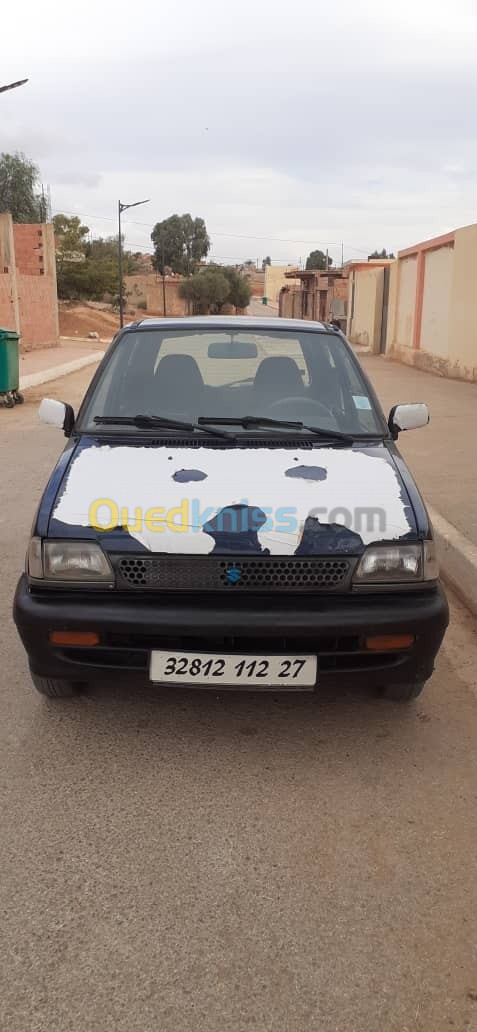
17, 273, 60, 349
13, 224, 46, 275
0, 217, 59, 351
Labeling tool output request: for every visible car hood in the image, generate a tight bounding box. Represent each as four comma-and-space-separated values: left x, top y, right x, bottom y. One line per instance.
48, 437, 417, 556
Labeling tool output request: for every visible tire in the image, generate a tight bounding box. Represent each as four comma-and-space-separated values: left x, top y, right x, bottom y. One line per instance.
30, 673, 83, 698
382, 680, 426, 702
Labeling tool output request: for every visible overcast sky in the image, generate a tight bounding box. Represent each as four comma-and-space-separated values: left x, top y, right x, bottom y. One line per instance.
2, 0, 477, 266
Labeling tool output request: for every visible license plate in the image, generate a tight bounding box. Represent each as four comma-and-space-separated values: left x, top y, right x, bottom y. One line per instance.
149, 651, 317, 688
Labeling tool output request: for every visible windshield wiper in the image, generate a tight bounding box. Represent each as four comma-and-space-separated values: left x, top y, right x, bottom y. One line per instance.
198, 415, 355, 443
94, 414, 235, 440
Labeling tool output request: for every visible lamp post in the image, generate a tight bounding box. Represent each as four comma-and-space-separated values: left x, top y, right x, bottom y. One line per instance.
0, 79, 28, 95
118, 198, 149, 328
161, 236, 167, 317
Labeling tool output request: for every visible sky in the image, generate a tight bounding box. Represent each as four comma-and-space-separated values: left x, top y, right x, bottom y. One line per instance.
2, 0, 477, 267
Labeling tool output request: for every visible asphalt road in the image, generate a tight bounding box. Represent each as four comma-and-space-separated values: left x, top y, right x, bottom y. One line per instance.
2, 368, 477, 1032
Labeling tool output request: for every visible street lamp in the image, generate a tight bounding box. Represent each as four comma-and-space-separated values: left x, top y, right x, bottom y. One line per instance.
118, 198, 149, 328
0, 79, 28, 94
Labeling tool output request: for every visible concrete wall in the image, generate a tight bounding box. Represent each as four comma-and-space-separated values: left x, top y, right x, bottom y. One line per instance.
146, 279, 189, 317
386, 223, 477, 381
348, 266, 385, 352
420, 245, 453, 359
279, 286, 304, 319
448, 224, 477, 379
264, 265, 300, 306
0, 215, 59, 351
394, 256, 417, 359
125, 273, 156, 307
0, 214, 20, 334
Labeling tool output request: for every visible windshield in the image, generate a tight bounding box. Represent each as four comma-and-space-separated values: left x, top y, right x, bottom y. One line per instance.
78, 327, 385, 436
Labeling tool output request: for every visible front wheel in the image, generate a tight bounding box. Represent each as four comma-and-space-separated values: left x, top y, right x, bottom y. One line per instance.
30, 673, 84, 698
382, 681, 426, 702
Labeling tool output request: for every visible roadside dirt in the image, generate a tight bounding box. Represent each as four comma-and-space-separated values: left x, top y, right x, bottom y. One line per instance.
58, 303, 121, 339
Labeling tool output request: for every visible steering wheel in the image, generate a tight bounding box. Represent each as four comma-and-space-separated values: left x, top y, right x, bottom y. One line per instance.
265, 396, 335, 422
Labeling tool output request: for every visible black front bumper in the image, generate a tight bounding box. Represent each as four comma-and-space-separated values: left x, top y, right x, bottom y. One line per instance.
14, 575, 449, 691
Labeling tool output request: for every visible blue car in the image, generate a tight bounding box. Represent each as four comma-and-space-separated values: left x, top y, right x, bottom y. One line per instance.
14, 317, 448, 701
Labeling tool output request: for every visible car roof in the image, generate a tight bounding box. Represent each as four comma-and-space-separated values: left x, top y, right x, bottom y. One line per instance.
129, 315, 331, 334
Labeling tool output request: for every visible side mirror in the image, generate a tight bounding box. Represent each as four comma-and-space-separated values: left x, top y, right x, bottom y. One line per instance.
388, 402, 429, 438
39, 398, 75, 436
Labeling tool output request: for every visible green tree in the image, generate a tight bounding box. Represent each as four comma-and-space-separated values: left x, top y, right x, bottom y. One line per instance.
151, 214, 210, 275
0, 151, 44, 222
179, 268, 230, 314
85, 234, 140, 274
368, 248, 395, 259
262, 255, 271, 270
305, 249, 332, 271
56, 259, 119, 302
179, 265, 252, 313
217, 265, 252, 309
53, 214, 89, 262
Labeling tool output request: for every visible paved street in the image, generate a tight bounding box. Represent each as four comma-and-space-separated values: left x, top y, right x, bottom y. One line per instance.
2, 367, 477, 1032
360, 354, 477, 546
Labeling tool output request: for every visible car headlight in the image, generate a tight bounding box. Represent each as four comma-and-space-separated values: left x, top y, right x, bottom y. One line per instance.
27, 538, 114, 584
353, 541, 438, 584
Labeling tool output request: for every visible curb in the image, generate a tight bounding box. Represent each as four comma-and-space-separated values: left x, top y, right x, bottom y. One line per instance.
428, 503, 477, 618
20, 352, 105, 391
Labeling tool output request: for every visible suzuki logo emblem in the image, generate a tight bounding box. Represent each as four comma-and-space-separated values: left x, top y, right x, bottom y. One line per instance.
226, 565, 241, 585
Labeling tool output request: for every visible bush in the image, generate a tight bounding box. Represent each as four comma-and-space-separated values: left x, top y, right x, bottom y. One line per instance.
56, 259, 119, 302
179, 269, 230, 314
179, 265, 252, 314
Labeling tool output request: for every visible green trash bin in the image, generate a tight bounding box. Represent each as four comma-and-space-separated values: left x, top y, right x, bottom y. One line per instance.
262, 296, 268, 305
0, 328, 23, 408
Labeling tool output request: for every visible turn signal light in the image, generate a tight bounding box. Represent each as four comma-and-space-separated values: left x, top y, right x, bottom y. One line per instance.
365, 634, 415, 651
49, 630, 100, 646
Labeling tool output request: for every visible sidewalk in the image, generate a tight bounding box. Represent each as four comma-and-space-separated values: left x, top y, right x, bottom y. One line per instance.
248, 297, 279, 318
19, 337, 105, 390
360, 355, 477, 546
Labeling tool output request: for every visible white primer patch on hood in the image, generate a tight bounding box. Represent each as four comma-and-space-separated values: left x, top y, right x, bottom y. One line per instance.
52, 444, 412, 554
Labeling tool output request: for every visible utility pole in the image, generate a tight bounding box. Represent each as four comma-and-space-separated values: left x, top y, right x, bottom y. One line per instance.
341, 242, 344, 268
118, 202, 123, 327
326, 248, 329, 271
162, 236, 167, 317
117, 198, 149, 328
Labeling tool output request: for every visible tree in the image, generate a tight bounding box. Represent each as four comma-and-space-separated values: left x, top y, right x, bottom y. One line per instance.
262, 255, 271, 270
368, 248, 395, 259
53, 214, 89, 262
151, 214, 210, 275
218, 265, 252, 309
56, 259, 119, 302
179, 265, 252, 314
305, 249, 332, 271
0, 151, 44, 222
179, 268, 230, 314
85, 234, 140, 275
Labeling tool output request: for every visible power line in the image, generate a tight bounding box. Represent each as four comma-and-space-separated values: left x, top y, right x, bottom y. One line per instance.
51, 206, 370, 255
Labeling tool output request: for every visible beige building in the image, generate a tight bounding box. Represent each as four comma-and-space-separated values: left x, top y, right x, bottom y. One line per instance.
264, 265, 300, 306
346, 260, 394, 352
385, 223, 477, 380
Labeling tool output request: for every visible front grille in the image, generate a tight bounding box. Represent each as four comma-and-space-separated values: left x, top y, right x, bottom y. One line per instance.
116, 555, 353, 592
